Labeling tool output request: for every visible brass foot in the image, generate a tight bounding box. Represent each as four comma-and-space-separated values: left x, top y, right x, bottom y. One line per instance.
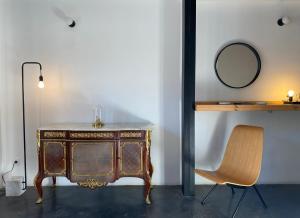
35, 198, 43, 204
145, 196, 151, 205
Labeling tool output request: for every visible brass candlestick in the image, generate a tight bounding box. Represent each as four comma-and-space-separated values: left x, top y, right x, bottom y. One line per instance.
92, 118, 104, 129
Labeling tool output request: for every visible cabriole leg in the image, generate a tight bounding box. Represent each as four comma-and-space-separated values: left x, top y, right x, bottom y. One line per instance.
144, 176, 151, 205
34, 173, 44, 204
52, 176, 56, 187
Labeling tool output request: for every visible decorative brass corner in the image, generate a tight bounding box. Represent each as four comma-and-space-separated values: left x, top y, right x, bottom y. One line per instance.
37, 130, 41, 152
146, 130, 152, 151
146, 129, 153, 199
78, 179, 107, 189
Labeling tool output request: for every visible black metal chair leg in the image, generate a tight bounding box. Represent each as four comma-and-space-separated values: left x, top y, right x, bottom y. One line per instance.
231, 188, 248, 218
201, 184, 218, 205
253, 185, 268, 208
231, 187, 235, 195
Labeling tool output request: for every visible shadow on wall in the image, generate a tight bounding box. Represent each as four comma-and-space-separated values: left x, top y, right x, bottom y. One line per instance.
196, 112, 228, 171
52, 7, 70, 23
160, 0, 182, 185
42, 90, 149, 125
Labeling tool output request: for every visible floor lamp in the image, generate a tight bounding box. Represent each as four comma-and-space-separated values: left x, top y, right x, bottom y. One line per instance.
21, 62, 44, 190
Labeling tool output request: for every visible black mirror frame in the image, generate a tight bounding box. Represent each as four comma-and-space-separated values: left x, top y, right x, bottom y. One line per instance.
214, 42, 261, 89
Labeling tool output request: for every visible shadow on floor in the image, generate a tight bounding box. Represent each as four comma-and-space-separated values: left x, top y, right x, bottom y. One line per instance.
0, 185, 299, 218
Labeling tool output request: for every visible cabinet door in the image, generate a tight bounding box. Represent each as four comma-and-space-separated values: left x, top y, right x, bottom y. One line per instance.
119, 141, 144, 177
43, 141, 66, 176
70, 141, 117, 182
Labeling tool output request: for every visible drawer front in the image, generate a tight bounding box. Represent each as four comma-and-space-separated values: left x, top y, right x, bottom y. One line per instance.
43, 141, 66, 176
41, 131, 67, 139
119, 141, 144, 177
119, 131, 145, 140
70, 141, 117, 182
69, 131, 116, 140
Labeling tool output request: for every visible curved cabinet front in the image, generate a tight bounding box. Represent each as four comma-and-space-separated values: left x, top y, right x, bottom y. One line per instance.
34, 128, 153, 205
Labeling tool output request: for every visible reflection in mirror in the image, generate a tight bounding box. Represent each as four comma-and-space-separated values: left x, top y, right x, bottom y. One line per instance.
215, 43, 261, 89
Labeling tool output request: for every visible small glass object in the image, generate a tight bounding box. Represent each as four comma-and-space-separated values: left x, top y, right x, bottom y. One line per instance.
92, 105, 104, 128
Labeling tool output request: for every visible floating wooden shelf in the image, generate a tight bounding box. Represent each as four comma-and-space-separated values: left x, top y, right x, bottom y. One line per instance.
195, 101, 300, 112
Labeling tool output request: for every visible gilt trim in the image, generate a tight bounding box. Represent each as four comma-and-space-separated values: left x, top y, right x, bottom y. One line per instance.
43, 131, 66, 139
120, 132, 143, 138
70, 132, 115, 139
78, 179, 108, 189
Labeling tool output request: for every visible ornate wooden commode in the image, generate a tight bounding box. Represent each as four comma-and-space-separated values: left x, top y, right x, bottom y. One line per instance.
34, 123, 153, 204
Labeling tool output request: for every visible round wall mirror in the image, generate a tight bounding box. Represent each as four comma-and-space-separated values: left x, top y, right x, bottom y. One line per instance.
215, 42, 261, 89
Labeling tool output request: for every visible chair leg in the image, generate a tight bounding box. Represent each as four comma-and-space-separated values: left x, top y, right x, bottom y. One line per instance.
201, 184, 218, 205
231, 187, 235, 195
253, 185, 268, 208
231, 188, 248, 218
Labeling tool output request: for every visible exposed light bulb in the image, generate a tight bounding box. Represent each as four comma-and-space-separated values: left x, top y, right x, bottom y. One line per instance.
288, 90, 295, 97
38, 81, 45, 89
288, 90, 295, 102
38, 75, 44, 89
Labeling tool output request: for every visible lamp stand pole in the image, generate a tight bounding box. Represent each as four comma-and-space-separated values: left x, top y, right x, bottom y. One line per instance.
21, 62, 43, 190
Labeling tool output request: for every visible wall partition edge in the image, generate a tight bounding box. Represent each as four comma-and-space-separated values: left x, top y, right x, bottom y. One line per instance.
182, 0, 196, 196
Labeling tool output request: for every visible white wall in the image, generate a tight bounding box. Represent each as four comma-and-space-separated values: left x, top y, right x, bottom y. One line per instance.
0, 1, 4, 187
1, 0, 300, 187
0, 0, 182, 186
196, 1, 300, 184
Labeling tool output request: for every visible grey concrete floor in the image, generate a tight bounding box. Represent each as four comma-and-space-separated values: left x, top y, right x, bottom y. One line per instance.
0, 185, 299, 218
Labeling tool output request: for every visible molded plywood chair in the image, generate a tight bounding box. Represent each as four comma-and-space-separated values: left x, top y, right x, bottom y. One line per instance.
195, 125, 267, 218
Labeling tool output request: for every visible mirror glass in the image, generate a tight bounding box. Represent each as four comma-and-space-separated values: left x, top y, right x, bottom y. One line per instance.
215, 43, 261, 88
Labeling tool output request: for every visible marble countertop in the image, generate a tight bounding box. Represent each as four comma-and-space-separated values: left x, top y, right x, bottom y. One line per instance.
38, 123, 153, 131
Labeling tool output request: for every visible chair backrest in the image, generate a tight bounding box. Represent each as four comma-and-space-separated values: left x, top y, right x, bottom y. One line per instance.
218, 125, 264, 186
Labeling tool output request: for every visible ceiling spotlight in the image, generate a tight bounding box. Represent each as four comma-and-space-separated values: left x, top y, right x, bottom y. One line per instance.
66, 17, 76, 28
277, 16, 291, 26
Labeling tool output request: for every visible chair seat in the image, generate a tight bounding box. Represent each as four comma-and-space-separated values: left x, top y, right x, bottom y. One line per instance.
195, 169, 254, 187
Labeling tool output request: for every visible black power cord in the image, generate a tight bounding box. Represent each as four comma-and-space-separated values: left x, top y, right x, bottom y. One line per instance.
1, 160, 18, 185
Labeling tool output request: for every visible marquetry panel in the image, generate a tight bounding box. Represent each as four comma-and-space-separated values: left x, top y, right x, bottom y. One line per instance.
70, 141, 116, 182
119, 141, 144, 176
43, 141, 66, 176
69, 132, 116, 140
